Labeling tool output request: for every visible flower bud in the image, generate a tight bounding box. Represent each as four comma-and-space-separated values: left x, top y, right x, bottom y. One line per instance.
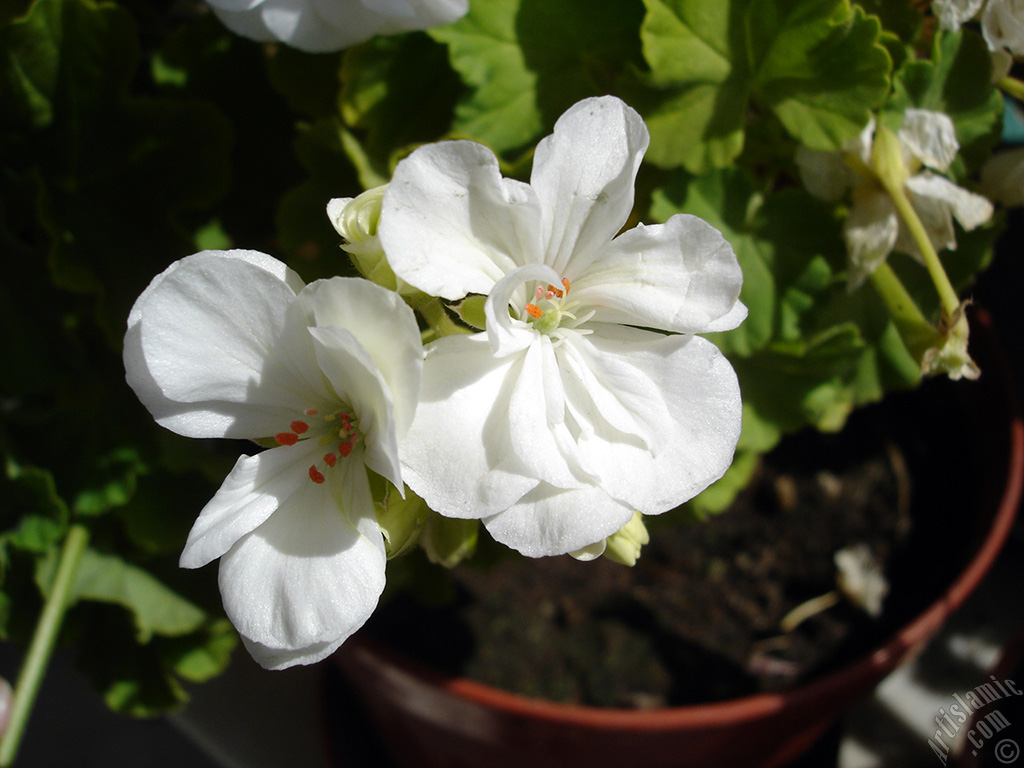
421, 515, 479, 568
375, 484, 429, 559
603, 511, 650, 567
327, 186, 399, 291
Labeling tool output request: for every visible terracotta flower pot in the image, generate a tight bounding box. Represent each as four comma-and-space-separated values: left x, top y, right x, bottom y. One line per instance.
332, 310, 1023, 768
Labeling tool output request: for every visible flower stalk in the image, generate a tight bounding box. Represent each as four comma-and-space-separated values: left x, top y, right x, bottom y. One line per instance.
0, 524, 89, 767
998, 76, 1024, 103
868, 262, 941, 360
872, 125, 962, 320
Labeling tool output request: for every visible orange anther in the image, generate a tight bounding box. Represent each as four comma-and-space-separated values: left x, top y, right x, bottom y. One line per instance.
309, 466, 326, 484
561, 277, 571, 294
304, 408, 318, 416
275, 432, 299, 446
547, 283, 564, 299
290, 420, 309, 434
526, 303, 543, 319
324, 453, 337, 467
338, 441, 354, 458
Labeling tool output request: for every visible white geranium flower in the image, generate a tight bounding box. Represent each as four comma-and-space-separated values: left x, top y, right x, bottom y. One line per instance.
379, 96, 745, 558
124, 250, 422, 669
205, 0, 468, 53
983, 0, 1024, 55
796, 110, 993, 287
933, 0, 1024, 56
933, 0, 985, 30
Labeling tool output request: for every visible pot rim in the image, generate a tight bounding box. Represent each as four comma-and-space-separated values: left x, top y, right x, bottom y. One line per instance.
348, 308, 1024, 731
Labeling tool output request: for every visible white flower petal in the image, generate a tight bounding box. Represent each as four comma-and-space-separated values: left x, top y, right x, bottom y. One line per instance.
309, 325, 403, 490
308, 0, 389, 42
571, 215, 745, 334
483, 483, 635, 558
795, 145, 856, 202
843, 192, 899, 287
530, 96, 649, 276
505, 338, 595, 490
260, 0, 354, 52
570, 327, 742, 513
239, 635, 343, 670
906, 172, 994, 233
306, 277, 422, 438
207, 3, 278, 42
400, 334, 540, 519
483, 262, 561, 358
349, 0, 468, 30
932, 0, 985, 29
984, 0, 1024, 56
899, 110, 960, 172
218, 456, 385, 669
381, 141, 542, 300
125, 250, 317, 439
180, 441, 319, 569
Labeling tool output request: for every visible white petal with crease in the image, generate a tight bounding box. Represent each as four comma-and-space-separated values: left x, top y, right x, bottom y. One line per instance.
218, 455, 385, 669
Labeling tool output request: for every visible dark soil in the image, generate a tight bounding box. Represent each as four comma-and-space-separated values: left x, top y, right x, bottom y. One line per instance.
365, 374, 994, 708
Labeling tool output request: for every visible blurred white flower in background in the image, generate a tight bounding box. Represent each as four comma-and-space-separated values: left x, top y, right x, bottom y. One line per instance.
796, 110, 993, 287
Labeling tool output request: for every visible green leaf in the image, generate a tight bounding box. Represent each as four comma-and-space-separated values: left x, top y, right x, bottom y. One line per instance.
887, 28, 1003, 175
276, 118, 361, 280
72, 446, 146, 517
1, 0, 232, 343
340, 31, 460, 175
74, 605, 193, 716
164, 618, 237, 684
650, 167, 926, 446
688, 449, 760, 516
640, 0, 890, 172
430, 0, 645, 155
36, 546, 206, 642
0, 452, 70, 561
266, 44, 341, 119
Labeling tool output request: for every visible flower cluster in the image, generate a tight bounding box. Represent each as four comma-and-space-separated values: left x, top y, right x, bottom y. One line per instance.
933, 0, 1024, 56
204, 0, 468, 53
125, 97, 745, 668
796, 110, 993, 288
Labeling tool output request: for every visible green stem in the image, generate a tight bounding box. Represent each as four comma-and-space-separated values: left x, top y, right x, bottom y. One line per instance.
0, 525, 88, 767
885, 182, 961, 320
869, 262, 940, 360
418, 299, 469, 341
998, 76, 1024, 103
871, 125, 960, 321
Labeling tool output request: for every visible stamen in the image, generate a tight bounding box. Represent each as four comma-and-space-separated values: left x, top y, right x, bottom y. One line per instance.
290, 420, 309, 434
324, 453, 337, 467
561, 277, 571, 294
309, 466, 326, 484
525, 303, 542, 319
338, 441, 354, 458
275, 432, 299, 446
304, 408, 318, 416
